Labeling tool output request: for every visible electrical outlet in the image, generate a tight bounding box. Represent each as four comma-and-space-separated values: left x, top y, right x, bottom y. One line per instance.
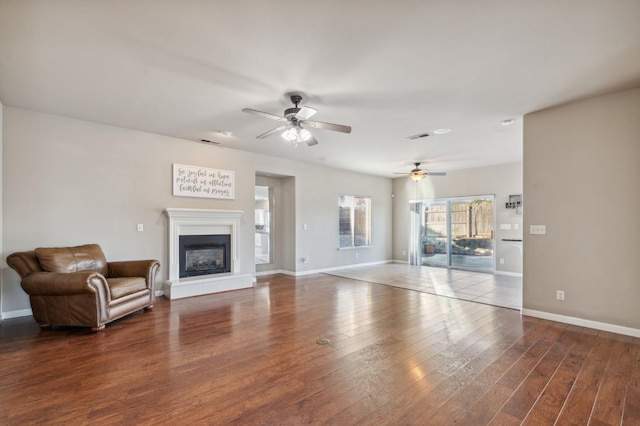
530, 225, 546, 235
556, 290, 565, 301
499, 258, 505, 265
301, 257, 308, 264
402, 250, 406, 256
137, 224, 144, 232
355, 252, 359, 259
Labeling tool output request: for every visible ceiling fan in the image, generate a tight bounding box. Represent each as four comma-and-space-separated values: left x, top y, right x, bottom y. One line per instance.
395, 163, 447, 181
242, 95, 351, 146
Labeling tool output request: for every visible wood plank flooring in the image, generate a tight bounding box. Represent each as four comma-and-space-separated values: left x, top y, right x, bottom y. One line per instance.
0, 273, 638, 425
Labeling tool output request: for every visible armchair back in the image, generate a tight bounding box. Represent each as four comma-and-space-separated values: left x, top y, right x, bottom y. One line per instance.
34, 244, 109, 275
7, 244, 110, 278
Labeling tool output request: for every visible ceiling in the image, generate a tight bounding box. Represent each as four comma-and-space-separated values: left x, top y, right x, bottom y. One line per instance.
1, 1, 639, 178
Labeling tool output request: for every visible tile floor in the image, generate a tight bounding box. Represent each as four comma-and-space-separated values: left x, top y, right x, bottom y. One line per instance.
326, 262, 522, 310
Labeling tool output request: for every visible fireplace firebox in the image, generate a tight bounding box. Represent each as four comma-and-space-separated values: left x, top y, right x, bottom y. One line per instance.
179, 234, 231, 278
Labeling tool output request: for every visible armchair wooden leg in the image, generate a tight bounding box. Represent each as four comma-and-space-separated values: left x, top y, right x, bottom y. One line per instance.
144, 305, 154, 311
91, 325, 106, 333
39, 324, 51, 329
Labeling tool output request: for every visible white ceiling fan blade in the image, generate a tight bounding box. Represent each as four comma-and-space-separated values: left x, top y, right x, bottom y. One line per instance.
426, 172, 447, 176
295, 106, 317, 121
242, 108, 287, 122
256, 125, 289, 139
305, 120, 352, 134
305, 134, 319, 146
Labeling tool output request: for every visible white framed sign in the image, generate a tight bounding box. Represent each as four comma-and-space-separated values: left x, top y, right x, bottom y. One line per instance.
172, 164, 235, 200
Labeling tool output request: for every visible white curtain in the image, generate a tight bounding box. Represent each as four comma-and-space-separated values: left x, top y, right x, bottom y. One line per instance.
408, 202, 422, 265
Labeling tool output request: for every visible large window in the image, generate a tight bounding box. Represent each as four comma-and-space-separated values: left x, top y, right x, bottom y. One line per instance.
339, 194, 371, 248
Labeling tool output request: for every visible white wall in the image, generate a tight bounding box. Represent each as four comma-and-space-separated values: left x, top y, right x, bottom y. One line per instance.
0, 101, 3, 318
523, 87, 640, 330
1, 107, 392, 317
392, 162, 524, 274
295, 169, 392, 271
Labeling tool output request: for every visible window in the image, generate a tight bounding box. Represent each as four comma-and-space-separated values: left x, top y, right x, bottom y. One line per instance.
339, 194, 371, 248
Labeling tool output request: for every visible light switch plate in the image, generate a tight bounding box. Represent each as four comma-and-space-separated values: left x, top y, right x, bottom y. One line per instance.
137, 224, 144, 232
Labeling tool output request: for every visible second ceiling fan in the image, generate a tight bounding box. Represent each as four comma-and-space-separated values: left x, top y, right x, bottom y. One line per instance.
242, 95, 351, 146
396, 163, 447, 181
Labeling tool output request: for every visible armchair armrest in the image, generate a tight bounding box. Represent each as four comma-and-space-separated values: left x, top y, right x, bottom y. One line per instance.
21, 271, 108, 296
108, 260, 160, 287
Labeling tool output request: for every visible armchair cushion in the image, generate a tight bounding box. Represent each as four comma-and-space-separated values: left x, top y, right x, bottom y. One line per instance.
107, 277, 147, 299
35, 244, 108, 276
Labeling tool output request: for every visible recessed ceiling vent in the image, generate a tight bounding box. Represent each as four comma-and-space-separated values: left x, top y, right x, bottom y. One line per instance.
198, 138, 221, 145
406, 132, 431, 140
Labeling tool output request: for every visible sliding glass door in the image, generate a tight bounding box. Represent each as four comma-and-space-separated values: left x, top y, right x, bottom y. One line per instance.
450, 198, 494, 270
422, 201, 449, 267
412, 195, 495, 273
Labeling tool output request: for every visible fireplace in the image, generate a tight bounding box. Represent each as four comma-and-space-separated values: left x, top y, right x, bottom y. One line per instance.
163, 208, 254, 300
179, 234, 231, 278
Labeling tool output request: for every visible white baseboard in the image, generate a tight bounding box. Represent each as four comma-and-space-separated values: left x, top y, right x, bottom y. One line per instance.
495, 270, 523, 277
391, 259, 409, 264
255, 269, 293, 277
522, 308, 640, 338
2, 308, 33, 320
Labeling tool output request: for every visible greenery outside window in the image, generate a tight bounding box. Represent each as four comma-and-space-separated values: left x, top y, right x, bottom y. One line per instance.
339, 194, 371, 248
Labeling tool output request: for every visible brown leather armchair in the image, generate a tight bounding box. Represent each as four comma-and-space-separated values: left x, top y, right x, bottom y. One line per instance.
7, 244, 160, 332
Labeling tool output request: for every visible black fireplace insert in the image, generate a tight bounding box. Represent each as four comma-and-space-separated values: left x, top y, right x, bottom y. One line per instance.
179, 234, 231, 278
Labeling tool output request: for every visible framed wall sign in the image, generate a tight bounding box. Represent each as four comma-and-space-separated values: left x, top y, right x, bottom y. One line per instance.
172, 164, 235, 200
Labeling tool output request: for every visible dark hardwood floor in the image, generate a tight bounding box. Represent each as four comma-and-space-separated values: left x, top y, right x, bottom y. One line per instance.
0, 273, 638, 425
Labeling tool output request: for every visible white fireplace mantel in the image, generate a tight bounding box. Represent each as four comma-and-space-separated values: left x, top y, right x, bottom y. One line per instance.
163, 208, 253, 299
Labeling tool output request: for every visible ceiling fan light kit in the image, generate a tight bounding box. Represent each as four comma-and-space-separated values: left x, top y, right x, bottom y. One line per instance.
283, 122, 312, 144
410, 171, 424, 181
242, 94, 351, 147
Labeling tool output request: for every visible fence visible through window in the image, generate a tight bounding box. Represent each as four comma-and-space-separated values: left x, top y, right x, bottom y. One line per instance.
339, 194, 371, 248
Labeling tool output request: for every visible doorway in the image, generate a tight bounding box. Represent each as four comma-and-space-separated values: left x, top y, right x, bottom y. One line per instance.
411, 195, 495, 273
254, 185, 272, 265
255, 174, 296, 274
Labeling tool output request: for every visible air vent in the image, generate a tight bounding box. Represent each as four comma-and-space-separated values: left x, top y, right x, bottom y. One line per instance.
406, 132, 431, 140
198, 139, 221, 145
